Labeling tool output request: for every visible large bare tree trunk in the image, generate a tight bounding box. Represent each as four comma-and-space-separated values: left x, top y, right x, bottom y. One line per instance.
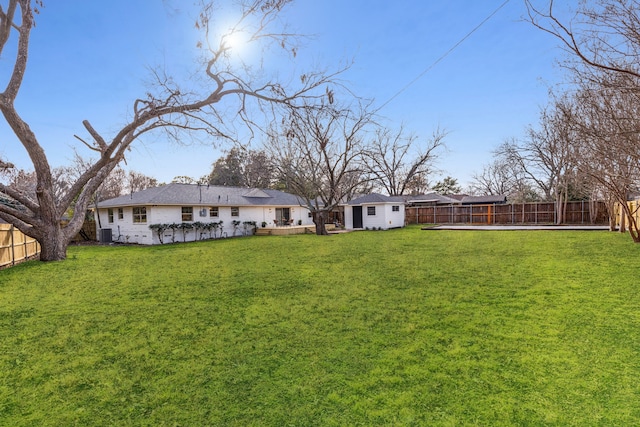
38, 223, 70, 261
313, 210, 329, 235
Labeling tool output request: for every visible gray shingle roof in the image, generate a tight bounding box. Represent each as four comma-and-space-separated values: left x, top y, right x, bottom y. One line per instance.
347, 193, 397, 205
406, 193, 461, 204
460, 195, 507, 204
98, 184, 305, 208
344, 192, 508, 206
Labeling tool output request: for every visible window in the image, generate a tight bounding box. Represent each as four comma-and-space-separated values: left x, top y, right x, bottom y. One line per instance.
210, 207, 219, 217
182, 207, 193, 222
133, 207, 147, 223
107, 208, 114, 223
118, 208, 124, 219
367, 206, 376, 216
231, 207, 239, 217
392, 205, 400, 212
276, 207, 290, 224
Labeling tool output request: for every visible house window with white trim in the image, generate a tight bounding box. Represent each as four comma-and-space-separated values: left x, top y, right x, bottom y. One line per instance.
210, 207, 219, 217
133, 207, 147, 223
367, 206, 376, 216
392, 205, 400, 212
231, 207, 239, 217
118, 208, 124, 219
182, 207, 193, 221
107, 209, 114, 223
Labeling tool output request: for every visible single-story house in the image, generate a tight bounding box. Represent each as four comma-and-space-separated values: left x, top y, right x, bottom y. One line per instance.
460, 194, 507, 205
404, 193, 507, 206
95, 183, 313, 244
404, 193, 461, 206
343, 193, 406, 230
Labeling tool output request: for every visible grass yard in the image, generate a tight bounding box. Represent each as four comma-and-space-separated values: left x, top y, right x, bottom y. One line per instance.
1, 227, 640, 425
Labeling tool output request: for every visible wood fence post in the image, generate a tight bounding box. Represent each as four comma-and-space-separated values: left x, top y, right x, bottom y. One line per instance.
10, 225, 15, 266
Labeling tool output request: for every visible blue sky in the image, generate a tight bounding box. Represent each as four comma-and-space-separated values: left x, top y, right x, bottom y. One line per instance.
0, 0, 566, 189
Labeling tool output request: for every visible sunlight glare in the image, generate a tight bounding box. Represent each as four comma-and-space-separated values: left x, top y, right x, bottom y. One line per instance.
222, 29, 250, 55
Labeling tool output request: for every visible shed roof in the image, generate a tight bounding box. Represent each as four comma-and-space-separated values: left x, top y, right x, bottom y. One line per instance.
346, 193, 400, 205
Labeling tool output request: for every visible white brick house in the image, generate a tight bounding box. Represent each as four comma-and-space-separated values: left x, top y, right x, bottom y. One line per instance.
95, 184, 312, 244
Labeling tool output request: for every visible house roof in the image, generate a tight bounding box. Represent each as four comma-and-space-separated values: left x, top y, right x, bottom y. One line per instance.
460, 194, 507, 204
343, 192, 508, 206
98, 183, 305, 208
406, 193, 461, 205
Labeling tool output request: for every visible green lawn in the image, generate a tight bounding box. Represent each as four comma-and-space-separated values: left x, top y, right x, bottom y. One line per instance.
1, 227, 640, 426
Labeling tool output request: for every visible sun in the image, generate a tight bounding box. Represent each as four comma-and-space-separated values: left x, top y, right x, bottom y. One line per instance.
222, 29, 249, 53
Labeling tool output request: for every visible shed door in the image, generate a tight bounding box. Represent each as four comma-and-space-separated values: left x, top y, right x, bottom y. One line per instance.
352, 206, 363, 228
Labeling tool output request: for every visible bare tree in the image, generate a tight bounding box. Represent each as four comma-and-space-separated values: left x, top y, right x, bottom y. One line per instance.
525, 0, 640, 81
362, 126, 445, 196
62, 156, 128, 202
528, 100, 578, 223
269, 100, 374, 235
495, 97, 581, 224
527, 0, 640, 236
126, 171, 158, 194
569, 77, 640, 238
470, 154, 519, 197
98, 167, 126, 202
1, 165, 73, 210
0, 0, 338, 261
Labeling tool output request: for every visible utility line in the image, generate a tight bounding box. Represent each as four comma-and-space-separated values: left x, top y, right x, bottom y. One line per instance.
376, 0, 512, 112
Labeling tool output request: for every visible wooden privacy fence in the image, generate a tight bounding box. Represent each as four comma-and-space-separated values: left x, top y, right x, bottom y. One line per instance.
406, 201, 609, 225
64, 220, 97, 243
615, 200, 640, 230
0, 224, 40, 268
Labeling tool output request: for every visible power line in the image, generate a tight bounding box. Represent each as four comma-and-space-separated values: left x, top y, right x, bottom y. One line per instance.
376, 0, 512, 112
